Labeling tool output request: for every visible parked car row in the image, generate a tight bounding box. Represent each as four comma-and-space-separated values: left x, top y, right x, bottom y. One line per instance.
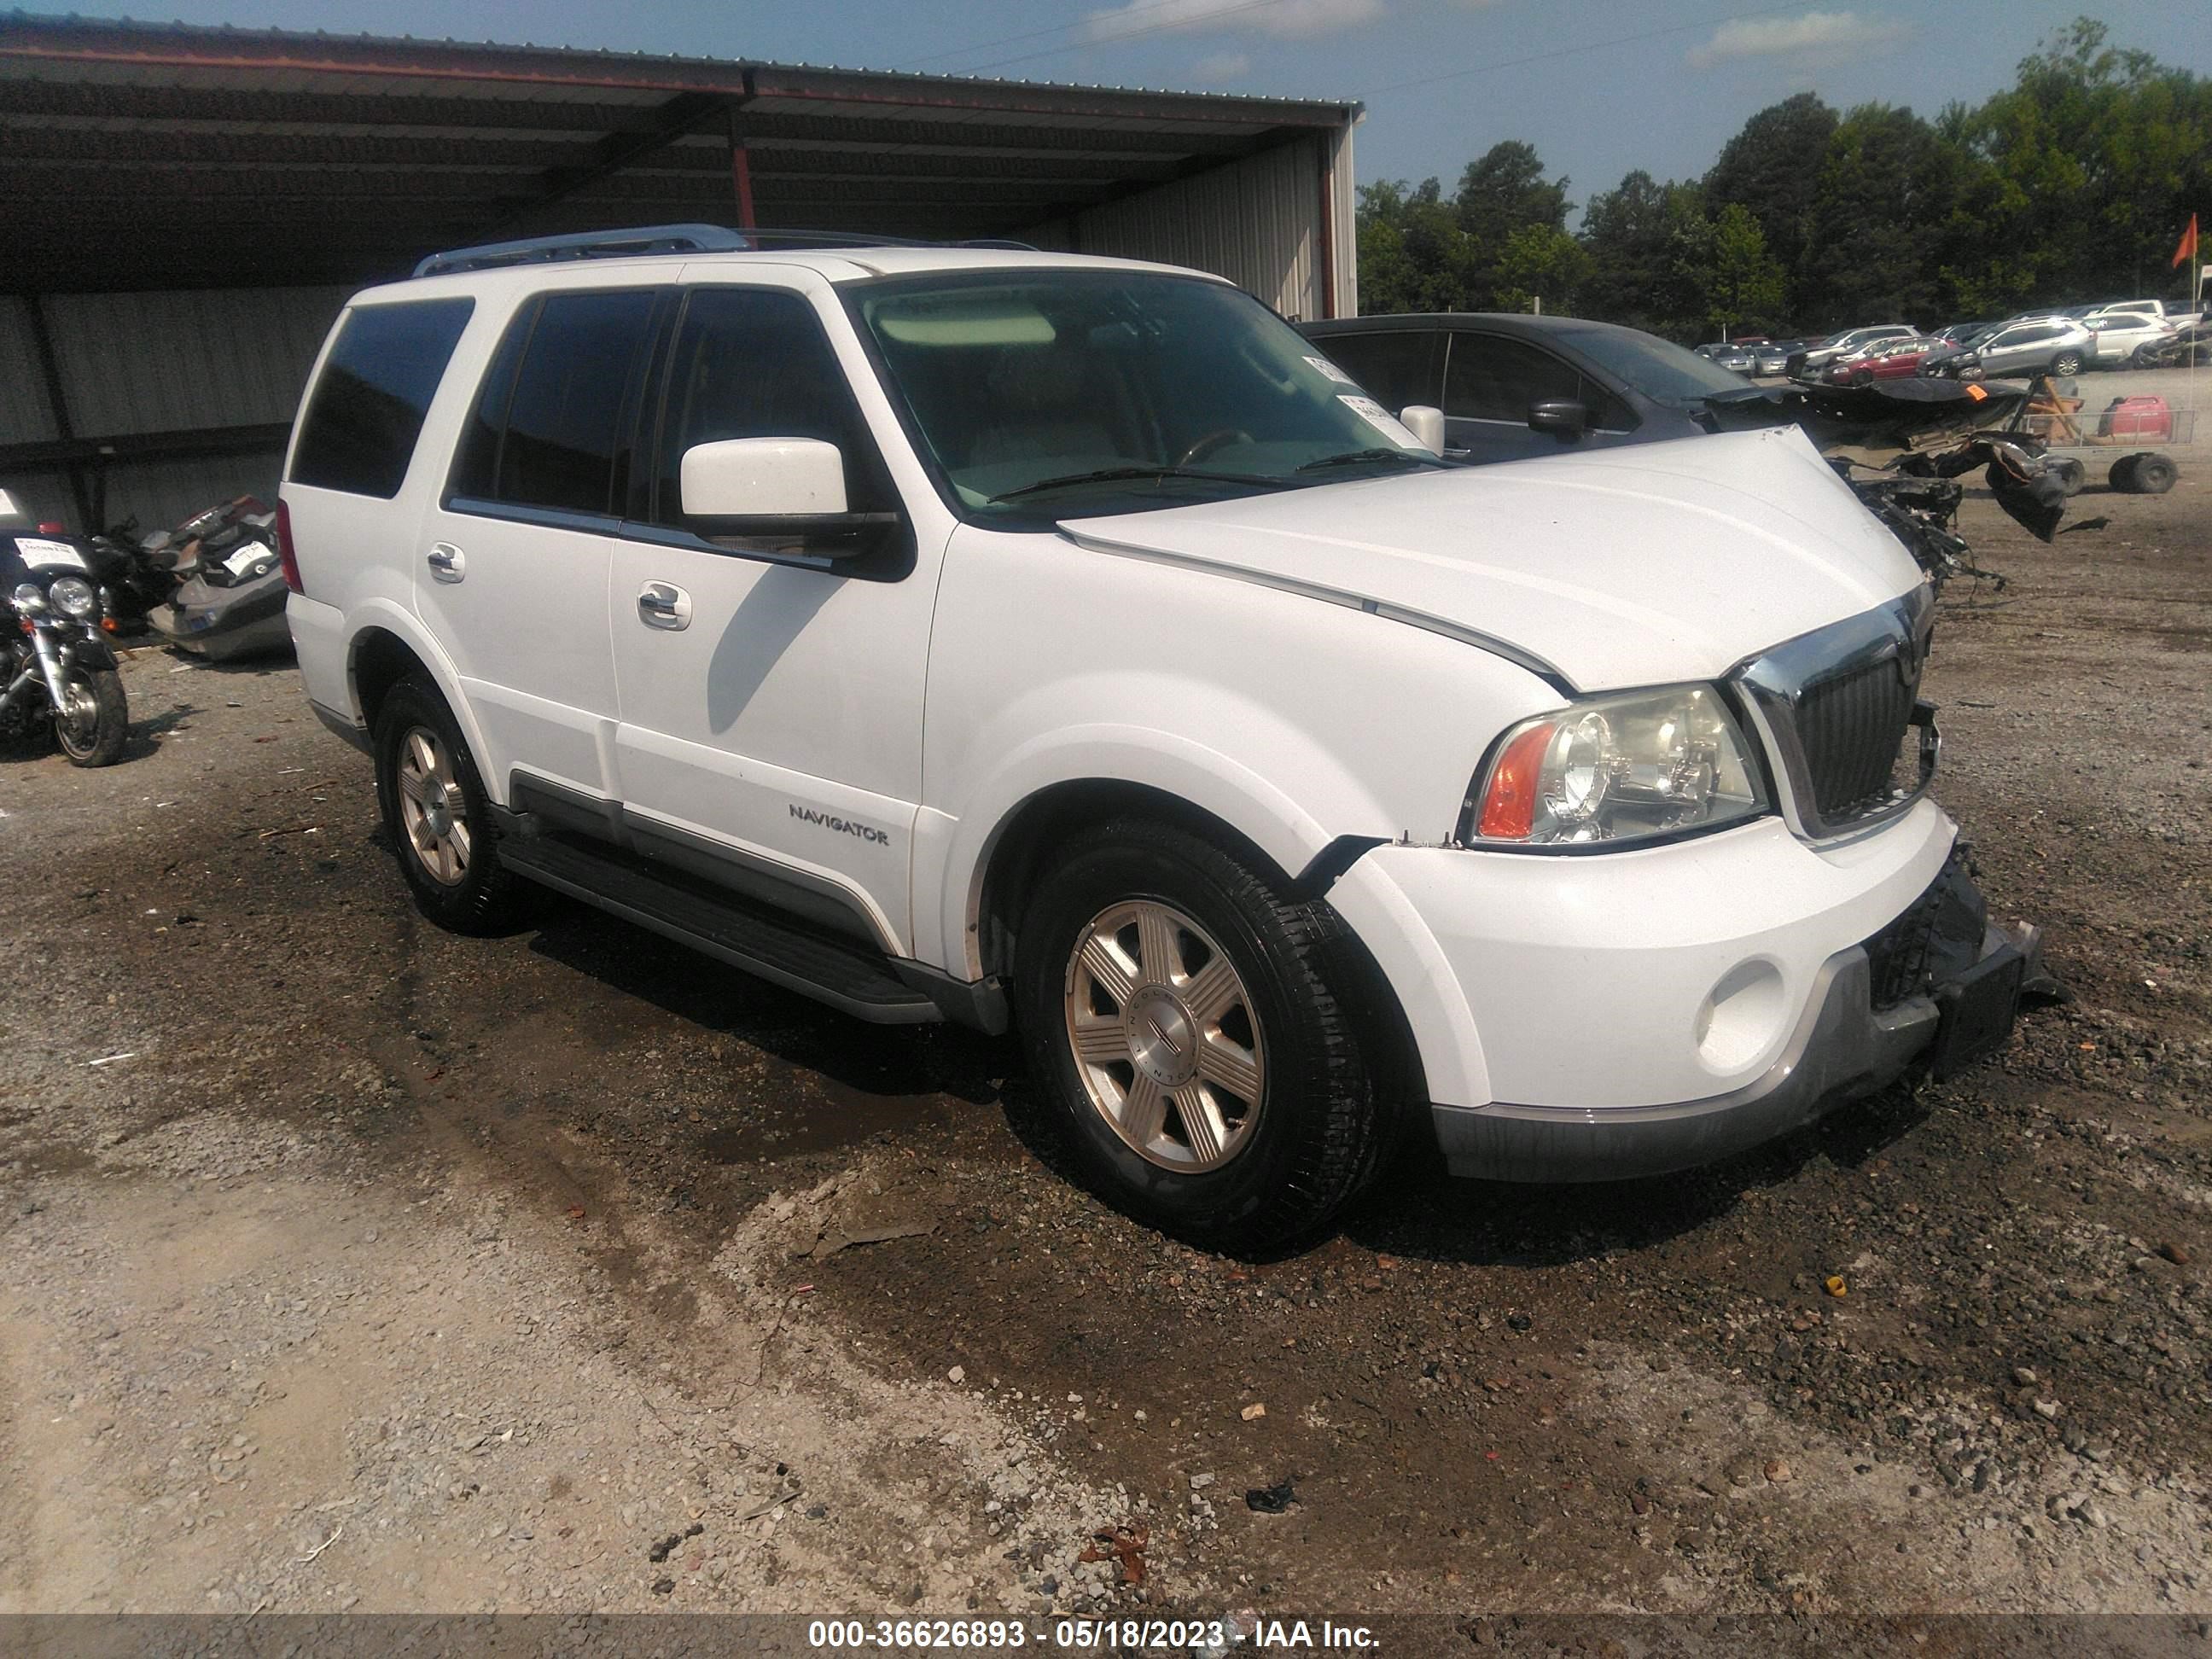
1695, 341, 1793, 376
1780, 296, 2204, 386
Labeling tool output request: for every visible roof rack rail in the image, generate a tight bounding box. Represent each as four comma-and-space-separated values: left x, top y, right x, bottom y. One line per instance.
414, 224, 1038, 277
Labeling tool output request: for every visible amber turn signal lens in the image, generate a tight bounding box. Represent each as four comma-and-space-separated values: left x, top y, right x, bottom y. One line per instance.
1476, 720, 1557, 840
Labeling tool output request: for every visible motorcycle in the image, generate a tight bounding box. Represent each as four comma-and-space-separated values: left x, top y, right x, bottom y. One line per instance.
0, 491, 130, 766
82, 515, 186, 636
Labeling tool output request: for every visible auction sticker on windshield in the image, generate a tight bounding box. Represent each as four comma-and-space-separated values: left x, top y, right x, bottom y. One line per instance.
1336, 394, 1421, 446
11, 538, 85, 570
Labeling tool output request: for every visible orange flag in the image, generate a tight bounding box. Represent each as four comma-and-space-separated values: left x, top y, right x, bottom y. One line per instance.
2174, 213, 2199, 269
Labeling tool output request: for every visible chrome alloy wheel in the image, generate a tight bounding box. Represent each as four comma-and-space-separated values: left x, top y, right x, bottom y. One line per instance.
395, 725, 471, 887
1063, 899, 1265, 1172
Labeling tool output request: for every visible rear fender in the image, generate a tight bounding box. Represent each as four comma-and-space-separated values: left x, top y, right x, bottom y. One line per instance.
338, 600, 498, 800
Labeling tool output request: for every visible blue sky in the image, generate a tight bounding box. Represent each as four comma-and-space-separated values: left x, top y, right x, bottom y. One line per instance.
54, 1, 2212, 215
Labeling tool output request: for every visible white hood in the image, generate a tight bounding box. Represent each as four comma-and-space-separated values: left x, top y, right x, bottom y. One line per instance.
1067, 426, 1925, 690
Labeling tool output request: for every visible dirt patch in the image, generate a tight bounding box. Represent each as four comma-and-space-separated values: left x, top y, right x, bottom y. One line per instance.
2, 476, 2209, 1615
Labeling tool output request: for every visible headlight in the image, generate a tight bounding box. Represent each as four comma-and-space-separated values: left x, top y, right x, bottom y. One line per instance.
1464, 684, 1768, 847
49, 574, 97, 619
11, 582, 46, 614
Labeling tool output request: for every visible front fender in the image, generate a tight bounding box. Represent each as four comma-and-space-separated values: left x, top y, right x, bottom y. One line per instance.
65, 632, 118, 671
927, 720, 1358, 981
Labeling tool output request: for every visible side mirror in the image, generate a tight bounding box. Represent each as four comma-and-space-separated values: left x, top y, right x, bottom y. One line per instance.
682, 437, 847, 518
1397, 405, 1447, 454
678, 437, 898, 556
1528, 399, 1589, 443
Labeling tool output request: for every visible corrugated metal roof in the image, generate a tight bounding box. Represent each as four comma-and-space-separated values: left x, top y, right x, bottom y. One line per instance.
0, 13, 1358, 290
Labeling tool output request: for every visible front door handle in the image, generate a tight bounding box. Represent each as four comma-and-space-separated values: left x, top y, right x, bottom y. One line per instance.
637, 581, 692, 631
426, 542, 465, 584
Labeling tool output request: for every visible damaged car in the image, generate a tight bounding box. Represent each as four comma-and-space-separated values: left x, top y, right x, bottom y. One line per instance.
284, 231, 2046, 1251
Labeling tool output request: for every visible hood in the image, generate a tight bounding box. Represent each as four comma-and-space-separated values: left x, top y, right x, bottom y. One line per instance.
1065, 425, 1924, 691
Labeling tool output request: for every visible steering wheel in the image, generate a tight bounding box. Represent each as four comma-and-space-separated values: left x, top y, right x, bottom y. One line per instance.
1176, 428, 1254, 467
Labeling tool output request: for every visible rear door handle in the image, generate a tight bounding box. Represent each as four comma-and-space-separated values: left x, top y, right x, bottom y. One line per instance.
426, 543, 465, 583
637, 581, 692, 630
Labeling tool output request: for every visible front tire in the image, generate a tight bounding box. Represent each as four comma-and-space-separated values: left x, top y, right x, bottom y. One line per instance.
55, 666, 127, 767
374, 677, 532, 934
1013, 818, 1389, 1253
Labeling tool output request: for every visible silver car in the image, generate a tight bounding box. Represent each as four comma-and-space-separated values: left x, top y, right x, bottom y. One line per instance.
1960, 317, 2093, 380
1799, 325, 1916, 374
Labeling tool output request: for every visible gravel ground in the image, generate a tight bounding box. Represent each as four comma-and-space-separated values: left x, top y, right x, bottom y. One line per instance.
2, 475, 2208, 1620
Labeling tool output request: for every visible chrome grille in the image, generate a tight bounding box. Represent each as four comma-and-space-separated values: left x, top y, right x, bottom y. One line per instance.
1734, 587, 1939, 840
1796, 656, 1920, 819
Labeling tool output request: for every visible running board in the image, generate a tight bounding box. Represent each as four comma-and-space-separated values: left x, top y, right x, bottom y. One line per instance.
496, 833, 941, 1025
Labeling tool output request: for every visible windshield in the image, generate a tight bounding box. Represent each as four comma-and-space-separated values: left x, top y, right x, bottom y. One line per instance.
1550, 325, 1750, 410
847, 271, 1434, 517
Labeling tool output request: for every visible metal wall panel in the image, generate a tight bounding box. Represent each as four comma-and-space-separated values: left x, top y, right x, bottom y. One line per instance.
36, 285, 349, 437
0, 455, 285, 541
1042, 135, 1342, 322
3, 284, 346, 533
0, 299, 61, 445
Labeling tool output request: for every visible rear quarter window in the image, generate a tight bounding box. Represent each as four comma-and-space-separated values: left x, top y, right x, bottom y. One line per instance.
289, 298, 474, 498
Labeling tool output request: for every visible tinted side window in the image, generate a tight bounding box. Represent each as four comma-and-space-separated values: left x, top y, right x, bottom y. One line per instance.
652, 287, 895, 522
445, 304, 532, 503
290, 298, 474, 498
1444, 335, 1585, 423
1307, 330, 1440, 413
496, 290, 659, 516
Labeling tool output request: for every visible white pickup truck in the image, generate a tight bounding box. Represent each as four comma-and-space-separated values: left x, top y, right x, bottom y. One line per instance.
277, 226, 2043, 1250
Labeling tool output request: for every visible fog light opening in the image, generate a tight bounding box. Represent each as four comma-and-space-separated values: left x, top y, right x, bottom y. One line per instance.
1696, 959, 1787, 1074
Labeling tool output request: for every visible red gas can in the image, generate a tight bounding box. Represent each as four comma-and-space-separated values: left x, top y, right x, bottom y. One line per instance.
2099, 395, 2173, 441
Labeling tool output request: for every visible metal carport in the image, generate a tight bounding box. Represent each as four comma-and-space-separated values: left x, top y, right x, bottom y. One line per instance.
0, 13, 1360, 533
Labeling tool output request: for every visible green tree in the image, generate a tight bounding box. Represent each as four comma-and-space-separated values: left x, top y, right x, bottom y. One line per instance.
1352, 19, 2208, 329
1493, 224, 1590, 314
1578, 169, 1707, 335
1685, 203, 1788, 336
1703, 92, 1837, 306
1453, 139, 1572, 246
1354, 177, 1484, 313
1796, 103, 1964, 327
1947, 18, 2212, 308
1356, 143, 1575, 313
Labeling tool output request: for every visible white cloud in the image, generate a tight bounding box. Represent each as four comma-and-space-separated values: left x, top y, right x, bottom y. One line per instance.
1081, 0, 1384, 46
1686, 9, 1910, 68
1196, 49, 1254, 77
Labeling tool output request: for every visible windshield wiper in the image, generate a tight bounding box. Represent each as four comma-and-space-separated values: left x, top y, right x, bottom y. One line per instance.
1295, 447, 1452, 473
988, 465, 1286, 504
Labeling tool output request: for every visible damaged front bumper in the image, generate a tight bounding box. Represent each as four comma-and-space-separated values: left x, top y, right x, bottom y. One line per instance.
1430, 855, 2047, 1183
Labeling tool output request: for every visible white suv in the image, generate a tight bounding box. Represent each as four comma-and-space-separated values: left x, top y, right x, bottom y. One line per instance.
281, 226, 2039, 1250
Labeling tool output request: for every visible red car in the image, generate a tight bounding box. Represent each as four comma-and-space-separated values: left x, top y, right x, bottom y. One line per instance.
1825, 336, 1942, 385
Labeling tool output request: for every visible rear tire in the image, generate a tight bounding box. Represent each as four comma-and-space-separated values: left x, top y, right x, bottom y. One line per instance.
2052, 457, 2087, 496
55, 666, 127, 767
374, 676, 533, 934
2051, 351, 2083, 377
1012, 818, 1390, 1254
